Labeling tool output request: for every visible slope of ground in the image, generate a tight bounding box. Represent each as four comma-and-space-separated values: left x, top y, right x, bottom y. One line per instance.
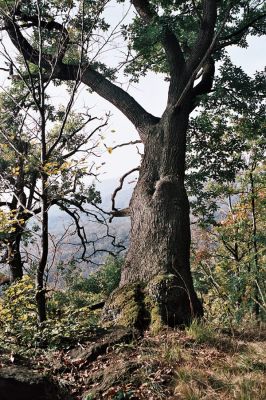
1, 323, 265, 400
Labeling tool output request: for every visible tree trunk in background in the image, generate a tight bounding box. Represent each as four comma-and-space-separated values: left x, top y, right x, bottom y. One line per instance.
8, 232, 23, 283
35, 202, 48, 323
103, 106, 203, 328
36, 90, 48, 324
250, 172, 260, 318
35, 173, 48, 323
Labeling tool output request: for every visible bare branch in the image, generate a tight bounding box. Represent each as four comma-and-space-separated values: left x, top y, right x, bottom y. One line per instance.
110, 167, 139, 222
104, 139, 142, 152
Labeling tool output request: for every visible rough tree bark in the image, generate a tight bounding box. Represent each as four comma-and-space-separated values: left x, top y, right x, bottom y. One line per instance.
116, 106, 203, 326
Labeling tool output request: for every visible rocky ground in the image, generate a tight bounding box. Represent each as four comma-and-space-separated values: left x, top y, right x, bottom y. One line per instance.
0, 325, 265, 400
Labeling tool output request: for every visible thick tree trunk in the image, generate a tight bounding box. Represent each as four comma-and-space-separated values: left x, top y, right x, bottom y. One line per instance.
7, 233, 23, 283
103, 107, 203, 328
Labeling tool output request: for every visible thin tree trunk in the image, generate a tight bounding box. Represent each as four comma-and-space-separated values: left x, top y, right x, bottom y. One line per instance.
250, 172, 260, 318
36, 151, 48, 323
8, 155, 26, 283
35, 29, 48, 323
36, 185, 48, 323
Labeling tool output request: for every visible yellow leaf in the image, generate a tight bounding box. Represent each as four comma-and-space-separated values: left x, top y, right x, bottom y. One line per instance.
107, 147, 113, 154
11, 167, 20, 176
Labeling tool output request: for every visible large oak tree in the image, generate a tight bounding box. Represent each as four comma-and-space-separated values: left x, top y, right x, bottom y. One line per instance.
1, 0, 265, 327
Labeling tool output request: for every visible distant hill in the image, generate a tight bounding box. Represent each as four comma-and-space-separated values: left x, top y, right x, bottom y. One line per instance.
49, 177, 134, 232
96, 176, 137, 210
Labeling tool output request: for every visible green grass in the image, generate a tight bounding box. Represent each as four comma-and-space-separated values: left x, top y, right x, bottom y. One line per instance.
185, 319, 217, 344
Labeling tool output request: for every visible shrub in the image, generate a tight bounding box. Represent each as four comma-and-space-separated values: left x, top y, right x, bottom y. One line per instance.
71, 256, 123, 297
0, 276, 38, 348
0, 256, 123, 351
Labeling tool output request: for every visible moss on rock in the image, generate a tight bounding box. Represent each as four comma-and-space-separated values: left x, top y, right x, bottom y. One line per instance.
145, 274, 178, 331
101, 283, 148, 329
101, 274, 188, 331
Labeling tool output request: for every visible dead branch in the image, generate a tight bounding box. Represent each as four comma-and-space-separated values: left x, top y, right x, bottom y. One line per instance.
109, 167, 139, 222
104, 140, 142, 152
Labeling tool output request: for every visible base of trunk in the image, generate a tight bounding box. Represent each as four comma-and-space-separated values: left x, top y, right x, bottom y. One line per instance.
101, 275, 203, 331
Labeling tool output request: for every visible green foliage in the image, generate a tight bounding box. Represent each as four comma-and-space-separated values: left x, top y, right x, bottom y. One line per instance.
0, 276, 38, 348
0, 257, 122, 351
0, 0, 265, 340
189, 60, 265, 325
187, 61, 265, 224
121, 1, 265, 81
191, 165, 266, 326
67, 256, 123, 298
113, 391, 134, 400
185, 319, 216, 345
0, 71, 103, 267
0, 275, 97, 350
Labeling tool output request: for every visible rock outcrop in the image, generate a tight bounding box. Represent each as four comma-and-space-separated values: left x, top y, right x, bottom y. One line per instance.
0, 366, 72, 400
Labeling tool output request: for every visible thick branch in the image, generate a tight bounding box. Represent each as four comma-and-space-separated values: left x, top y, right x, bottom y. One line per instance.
191, 57, 215, 108
56, 64, 159, 135
4, 16, 159, 135
132, 0, 185, 102
16, 13, 70, 61
188, 0, 217, 73
4, 17, 52, 69
173, 3, 231, 110
0, 275, 10, 286
110, 207, 130, 218
0, 201, 12, 207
